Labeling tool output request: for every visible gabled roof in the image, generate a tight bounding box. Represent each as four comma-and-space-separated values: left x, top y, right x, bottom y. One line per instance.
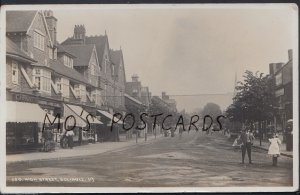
85, 35, 108, 64
6, 11, 37, 33
57, 44, 77, 58
49, 59, 91, 85
61, 44, 95, 66
6, 37, 36, 63
110, 49, 122, 66
6, 10, 53, 48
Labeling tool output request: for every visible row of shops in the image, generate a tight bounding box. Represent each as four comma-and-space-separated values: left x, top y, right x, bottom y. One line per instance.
6, 98, 124, 154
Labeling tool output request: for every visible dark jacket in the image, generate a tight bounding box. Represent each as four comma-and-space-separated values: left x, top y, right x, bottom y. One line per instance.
240, 131, 255, 145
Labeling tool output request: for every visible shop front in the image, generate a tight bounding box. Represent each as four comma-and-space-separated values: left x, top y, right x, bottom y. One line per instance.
63, 104, 102, 145
6, 101, 58, 154
96, 110, 122, 142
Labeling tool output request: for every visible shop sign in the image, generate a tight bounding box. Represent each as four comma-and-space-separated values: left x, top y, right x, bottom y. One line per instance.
13, 94, 37, 103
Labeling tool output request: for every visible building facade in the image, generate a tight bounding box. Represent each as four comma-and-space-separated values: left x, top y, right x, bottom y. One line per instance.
6, 10, 128, 152
269, 49, 293, 131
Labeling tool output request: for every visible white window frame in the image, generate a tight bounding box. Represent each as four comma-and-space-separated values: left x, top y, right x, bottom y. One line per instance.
56, 78, 62, 93
12, 60, 19, 84
32, 68, 51, 93
48, 47, 53, 59
63, 55, 73, 68
33, 30, 45, 51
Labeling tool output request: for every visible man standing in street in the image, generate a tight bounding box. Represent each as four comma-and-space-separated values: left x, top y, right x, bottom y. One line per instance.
240, 128, 255, 164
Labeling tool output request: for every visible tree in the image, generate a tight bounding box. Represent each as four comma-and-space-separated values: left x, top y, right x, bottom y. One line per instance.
201, 102, 222, 118
226, 70, 276, 144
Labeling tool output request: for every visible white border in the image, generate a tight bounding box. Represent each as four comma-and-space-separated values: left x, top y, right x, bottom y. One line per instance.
0, 3, 298, 193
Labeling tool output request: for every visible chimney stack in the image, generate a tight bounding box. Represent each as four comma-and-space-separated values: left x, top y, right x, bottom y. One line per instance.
44, 10, 57, 44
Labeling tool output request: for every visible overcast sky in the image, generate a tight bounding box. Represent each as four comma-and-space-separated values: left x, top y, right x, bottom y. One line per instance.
53, 4, 297, 112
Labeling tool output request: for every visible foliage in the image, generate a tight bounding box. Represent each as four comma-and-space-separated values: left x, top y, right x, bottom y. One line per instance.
226, 70, 275, 125
201, 102, 222, 118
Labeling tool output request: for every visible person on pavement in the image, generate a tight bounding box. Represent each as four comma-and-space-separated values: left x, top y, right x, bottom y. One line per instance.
239, 128, 255, 164
66, 129, 75, 149
268, 133, 281, 166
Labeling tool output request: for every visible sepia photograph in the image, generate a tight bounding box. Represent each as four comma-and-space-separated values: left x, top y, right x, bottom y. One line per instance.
0, 3, 298, 193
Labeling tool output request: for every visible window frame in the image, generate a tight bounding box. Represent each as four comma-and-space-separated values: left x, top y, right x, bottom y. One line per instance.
33, 30, 45, 51
32, 68, 51, 93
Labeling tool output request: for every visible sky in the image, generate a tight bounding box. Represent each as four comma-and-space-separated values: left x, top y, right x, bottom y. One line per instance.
53, 4, 297, 112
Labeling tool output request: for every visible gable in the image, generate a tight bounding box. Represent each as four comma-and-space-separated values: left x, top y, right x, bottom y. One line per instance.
27, 11, 53, 47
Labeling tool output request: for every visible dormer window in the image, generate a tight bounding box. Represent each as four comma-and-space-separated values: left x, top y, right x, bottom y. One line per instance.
63, 55, 73, 68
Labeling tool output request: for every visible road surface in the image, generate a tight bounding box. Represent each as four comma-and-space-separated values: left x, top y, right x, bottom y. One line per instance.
7, 130, 293, 187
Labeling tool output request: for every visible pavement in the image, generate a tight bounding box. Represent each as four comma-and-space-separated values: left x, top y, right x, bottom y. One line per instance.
6, 133, 164, 163
226, 133, 293, 158
252, 138, 293, 158
6, 130, 293, 187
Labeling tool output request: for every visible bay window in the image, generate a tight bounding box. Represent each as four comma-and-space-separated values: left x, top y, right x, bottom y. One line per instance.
33, 68, 51, 93
56, 78, 69, 97
74, 84, 86, 102
92, 89, 102, 105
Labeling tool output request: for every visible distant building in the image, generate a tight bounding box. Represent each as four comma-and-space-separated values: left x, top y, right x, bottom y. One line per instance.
161, 92, 177, 112
269, 49, 293, 131
125, 74, 151, 108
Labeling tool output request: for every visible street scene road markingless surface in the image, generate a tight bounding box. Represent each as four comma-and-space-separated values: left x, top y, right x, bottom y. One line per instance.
7, 130, 292, 187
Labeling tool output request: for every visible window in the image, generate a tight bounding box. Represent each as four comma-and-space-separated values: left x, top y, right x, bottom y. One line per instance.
54, 48, 57, 60
33, 68, 51, 92
275, 72, 282, 86
63, 55, 73, 68
49, 47, 53, 59
74, 84, 86, 102
33, 30, 45, 51
56, 78, 62, 92
61, 78, 70, 97
92, 89, 102, 105
91, 64, 95, 75
12, 61, 18, 84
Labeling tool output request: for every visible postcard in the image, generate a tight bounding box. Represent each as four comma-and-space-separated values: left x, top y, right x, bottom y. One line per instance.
0, 3, 298, 193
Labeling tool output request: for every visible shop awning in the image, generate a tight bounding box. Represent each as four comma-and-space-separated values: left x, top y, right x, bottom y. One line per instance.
6, 101, 58, 123
97, 110, 123, 125
64, 104, 102, 126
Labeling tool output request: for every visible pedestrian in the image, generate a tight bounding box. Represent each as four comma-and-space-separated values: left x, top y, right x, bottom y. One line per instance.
268, 133, 281, 166
239, 128, 255, 164
232, 133, 242, 152
179, 126, 183, 138
66, 130, 75, 149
